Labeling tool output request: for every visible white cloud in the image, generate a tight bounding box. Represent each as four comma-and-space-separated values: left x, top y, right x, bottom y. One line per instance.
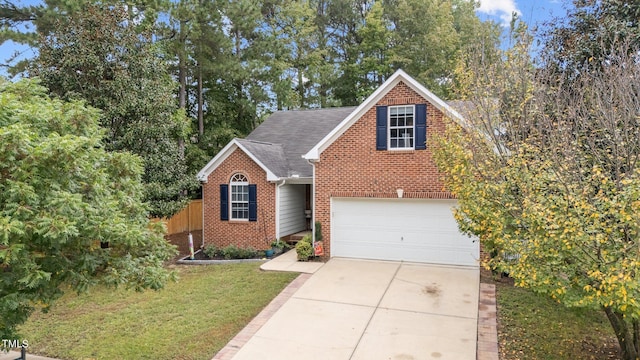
476, 0, 521, 26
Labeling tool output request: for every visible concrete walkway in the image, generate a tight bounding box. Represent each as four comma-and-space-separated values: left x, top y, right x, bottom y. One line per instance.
220, 258, 480, 360
260, 249, 324, 274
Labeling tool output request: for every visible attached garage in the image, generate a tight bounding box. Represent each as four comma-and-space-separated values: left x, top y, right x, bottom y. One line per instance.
331, 198, 478, 266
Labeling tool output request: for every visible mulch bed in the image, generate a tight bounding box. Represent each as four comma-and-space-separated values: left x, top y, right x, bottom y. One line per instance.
165, 231, 204, 262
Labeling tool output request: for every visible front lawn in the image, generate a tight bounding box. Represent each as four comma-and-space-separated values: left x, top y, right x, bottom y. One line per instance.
18, 263, 298, 360
496, 281, 620, 360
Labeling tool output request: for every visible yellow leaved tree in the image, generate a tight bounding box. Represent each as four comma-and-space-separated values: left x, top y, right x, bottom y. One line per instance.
434, 25, 640, 360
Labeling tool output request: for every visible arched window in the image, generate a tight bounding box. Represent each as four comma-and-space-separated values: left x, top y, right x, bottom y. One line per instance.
230, 173, 249, 220
220, 174, 257, 222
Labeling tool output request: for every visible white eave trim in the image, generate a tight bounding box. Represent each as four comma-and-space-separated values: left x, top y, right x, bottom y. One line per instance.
303, 69, 470, 161
196, 138, 279, 183
279, 176, 313, 184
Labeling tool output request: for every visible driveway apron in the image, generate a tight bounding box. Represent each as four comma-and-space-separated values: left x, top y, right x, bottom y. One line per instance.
230, 258, 479, 360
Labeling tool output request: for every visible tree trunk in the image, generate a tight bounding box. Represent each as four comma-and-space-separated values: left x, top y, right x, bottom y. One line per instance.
634, 319, 640, 356
178, 22, 187, 110
177, 19, 187, 156
197, 62, 204, 137
604, 307, 639, 360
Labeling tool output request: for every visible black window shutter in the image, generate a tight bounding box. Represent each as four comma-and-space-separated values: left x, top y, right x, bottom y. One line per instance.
220, 184, 229, 220
376, 106, 387, 150
415, 104, 427, 150
248, 184, 257, 222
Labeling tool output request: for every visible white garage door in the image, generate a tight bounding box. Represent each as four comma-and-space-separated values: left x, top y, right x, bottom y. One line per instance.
331, 198, 478, 266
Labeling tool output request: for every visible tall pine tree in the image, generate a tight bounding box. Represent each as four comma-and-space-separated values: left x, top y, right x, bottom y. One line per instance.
32, 4, 196, 218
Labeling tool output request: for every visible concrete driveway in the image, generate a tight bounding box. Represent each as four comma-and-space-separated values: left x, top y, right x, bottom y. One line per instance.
229, 258, 479, 360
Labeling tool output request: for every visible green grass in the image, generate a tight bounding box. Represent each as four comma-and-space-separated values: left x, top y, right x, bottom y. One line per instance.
496, 282, 620, 360
18, 263, 298, 360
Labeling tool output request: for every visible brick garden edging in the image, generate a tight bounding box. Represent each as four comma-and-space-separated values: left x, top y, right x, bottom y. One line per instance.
477, 283, 499, 360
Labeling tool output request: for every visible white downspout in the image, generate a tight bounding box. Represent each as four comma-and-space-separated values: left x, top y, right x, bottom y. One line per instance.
306, 159, 317, 249
276, 178, 287, 240
201, 183, 205, 249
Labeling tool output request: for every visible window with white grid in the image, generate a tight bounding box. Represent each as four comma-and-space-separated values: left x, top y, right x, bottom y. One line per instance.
230, 174, 249, 220
389, 105, 414, 149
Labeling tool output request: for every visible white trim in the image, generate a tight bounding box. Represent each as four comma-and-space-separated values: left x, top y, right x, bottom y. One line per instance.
388, 104, 415, 150
196, 138, 279, 183
275, 179, 285, 239
303, 159, 317, 246
201, 185, 205, 249
311, 162, 316, 248
229, 180, 249, 221
279, 177, 312, 185
303, 69, 470, 161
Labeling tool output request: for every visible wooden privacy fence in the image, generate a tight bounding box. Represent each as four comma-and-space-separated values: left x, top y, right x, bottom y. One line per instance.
154, 199, 203, 236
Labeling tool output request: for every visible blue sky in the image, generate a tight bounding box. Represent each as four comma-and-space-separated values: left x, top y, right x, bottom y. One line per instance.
476, 0, 571, 50
478, 0, 568, 28
0, 0, 570, 78
515, 0, 568, 27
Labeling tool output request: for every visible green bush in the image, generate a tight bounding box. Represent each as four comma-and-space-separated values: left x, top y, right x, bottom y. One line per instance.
270, 239, 289, 249
315, 221, 323, 242
203, 244, 260, 260
223, 245, 241, 259
221, 245, 258, 260
295, 241, 313, 261
300, 234, 313, 244
203, 244, 220, 258
239, 247, 258, 259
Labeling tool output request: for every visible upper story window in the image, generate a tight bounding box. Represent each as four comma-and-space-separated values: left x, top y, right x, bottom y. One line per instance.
376, 104, 427, 151
230, 173, 249, 220
389, 105, 414, 149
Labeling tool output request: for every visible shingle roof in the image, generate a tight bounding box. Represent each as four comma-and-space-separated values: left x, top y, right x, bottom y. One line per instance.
246, 107, 357, 178
235, 139, 289, 178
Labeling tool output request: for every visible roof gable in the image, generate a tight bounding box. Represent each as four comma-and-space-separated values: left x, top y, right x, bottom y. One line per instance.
197, 107, 356, 182
303, 69, 469, 160
196, 139, 281, 182
246, 106, 356, 177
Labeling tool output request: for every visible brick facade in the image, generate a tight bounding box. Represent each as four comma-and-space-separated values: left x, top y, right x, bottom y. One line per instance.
202, 149, 276, 250
314, 81, 454, 258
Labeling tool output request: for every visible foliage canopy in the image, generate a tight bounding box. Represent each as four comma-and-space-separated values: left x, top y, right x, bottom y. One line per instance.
0, 79, 176, 340
435, 24, 640, 358
31, 5, 196, 218
1, 1, 501, 175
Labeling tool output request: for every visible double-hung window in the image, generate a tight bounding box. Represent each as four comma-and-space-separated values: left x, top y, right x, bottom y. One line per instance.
376, 104, 427, 151
230, 174, 249, 220
389, 105, 414, 149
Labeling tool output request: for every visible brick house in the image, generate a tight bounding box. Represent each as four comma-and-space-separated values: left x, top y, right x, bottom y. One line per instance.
197, 69, 478, 266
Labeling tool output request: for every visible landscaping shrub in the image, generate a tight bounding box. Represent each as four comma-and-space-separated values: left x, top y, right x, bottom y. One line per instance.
221, 245, 241, 259
295, 241, 313, 261
315, 221, 323, 242
221, 245, 258, 260
239, 247, 258, 259
203, 244, 220, 258
203, 244, 261, 260
300, 234, 312, 244
270, 239, 289, 250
